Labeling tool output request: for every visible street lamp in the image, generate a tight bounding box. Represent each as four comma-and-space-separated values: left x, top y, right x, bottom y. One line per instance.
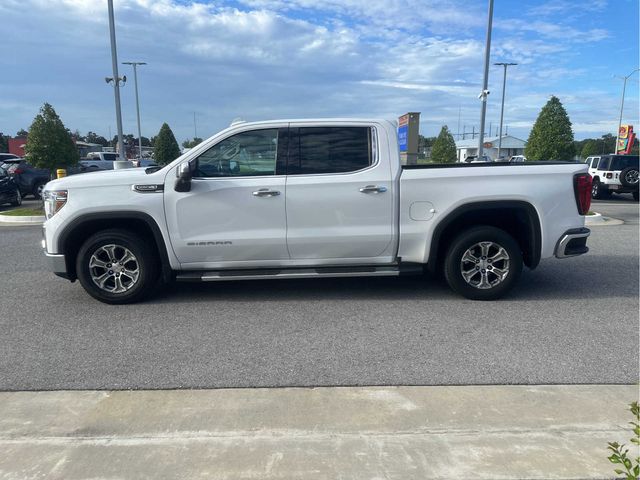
123, 61, 147, 160
477, 0, 494, 161
494, 62, 517, 160
107, 0, 125, 161
614, 68, 639, 153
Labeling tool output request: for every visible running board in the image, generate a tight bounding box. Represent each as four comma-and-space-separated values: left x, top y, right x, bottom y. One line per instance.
176, 264, 423, 282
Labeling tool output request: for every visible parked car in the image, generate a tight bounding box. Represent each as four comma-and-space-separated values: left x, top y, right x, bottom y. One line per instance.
80, 152, 121, 171
0, 167, 22, 207
2, 159, 50, 199
509, 155, 527, 163
0, 153, 21, 163
463, 155, 492, 163
586, 154, 639, 200
42, 118, 592, 304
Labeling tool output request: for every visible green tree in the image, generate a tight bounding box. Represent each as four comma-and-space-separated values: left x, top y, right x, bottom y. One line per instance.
0, 134, 8, 153
182, 137, 203, 149
430, 125, 457, 163
15, 128, 28, 137
600, 133, 617, 154
85, 131, 109, 146
525, 96, 576, 160
581, 139, 599, 159
24, 103, 79, 175
153, 123, 181, 165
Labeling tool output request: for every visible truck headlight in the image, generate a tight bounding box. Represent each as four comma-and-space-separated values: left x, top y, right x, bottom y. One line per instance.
43, 190, 68, 219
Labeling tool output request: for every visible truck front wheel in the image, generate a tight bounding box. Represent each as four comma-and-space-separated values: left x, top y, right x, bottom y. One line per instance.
444, 226, 523, 301
76, 229, 159, 304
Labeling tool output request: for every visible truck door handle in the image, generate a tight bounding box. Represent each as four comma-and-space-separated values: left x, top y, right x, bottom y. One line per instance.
252, 188, 280, 197
359, 185, 387, 194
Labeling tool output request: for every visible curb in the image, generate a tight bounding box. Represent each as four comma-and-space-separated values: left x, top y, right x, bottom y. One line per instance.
585, 212, 624, 226
0, 213, 45, 225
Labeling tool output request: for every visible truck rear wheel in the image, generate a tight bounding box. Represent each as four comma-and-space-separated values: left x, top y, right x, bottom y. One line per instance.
76, 229, 159, 304
444, 226, 523, 301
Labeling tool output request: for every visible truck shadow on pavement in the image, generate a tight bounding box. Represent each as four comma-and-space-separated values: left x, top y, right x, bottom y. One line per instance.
149, 254, 638, 304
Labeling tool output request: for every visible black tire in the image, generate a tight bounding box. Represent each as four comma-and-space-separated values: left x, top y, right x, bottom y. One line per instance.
10, 188, 22, 206
619, 166, 639, 188
76, 229, 159, 304
444, 226, 523, 301
32, 181, 46, 199
591, 180, 609, 199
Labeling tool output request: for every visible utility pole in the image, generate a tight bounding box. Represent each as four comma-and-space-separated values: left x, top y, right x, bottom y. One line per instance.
615, 68, 639, 153
123, 61, 147, 159
107, 0, 125, 161
495, 62, 517, 160
477, 0, 494, 160
193, 112, 198, 140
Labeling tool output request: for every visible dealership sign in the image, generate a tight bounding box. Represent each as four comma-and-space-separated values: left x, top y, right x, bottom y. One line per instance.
398, 114, 409, 152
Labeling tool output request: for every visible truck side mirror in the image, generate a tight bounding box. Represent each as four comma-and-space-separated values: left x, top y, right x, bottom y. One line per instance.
174, 162, 193, 192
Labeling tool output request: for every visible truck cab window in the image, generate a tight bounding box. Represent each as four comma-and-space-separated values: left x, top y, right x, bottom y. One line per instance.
194, 129, 278, 178
289, 127, 372, 175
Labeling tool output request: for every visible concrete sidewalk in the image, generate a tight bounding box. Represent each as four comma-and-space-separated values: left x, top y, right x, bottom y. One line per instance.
0, 385, 637, 479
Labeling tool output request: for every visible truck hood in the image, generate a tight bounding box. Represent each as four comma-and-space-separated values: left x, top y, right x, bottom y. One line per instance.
45, 167, 167, 191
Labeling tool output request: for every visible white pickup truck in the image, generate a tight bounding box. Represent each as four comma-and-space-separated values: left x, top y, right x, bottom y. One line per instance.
80, 152, 121, 170
42, 119, 592, 304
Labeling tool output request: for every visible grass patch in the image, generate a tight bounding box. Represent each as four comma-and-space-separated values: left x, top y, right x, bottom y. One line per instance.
0, 207, 44, 217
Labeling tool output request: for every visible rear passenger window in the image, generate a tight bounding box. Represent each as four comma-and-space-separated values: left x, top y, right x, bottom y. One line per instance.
289, 127, 372, 175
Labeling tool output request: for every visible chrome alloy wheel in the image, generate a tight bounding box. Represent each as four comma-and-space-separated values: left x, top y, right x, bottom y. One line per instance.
460, 241, 510, 290
625, 169, 639, 185
89, 244, 140, 293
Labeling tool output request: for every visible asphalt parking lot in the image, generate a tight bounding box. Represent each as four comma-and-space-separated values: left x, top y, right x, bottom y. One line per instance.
0, 199, 637, 391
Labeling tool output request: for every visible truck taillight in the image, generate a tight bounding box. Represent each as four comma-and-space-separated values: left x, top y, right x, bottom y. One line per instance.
573, 173, 592, 215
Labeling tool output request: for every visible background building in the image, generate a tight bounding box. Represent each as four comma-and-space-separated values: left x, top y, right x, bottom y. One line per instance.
456, 135, 526, 161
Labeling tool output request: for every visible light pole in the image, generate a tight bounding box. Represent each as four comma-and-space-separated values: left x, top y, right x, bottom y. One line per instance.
615, 68, 639, 153
494, 62, 517, 160
107, 0, 125, 161
123, 61, 147, 159
477, 0, 494, 161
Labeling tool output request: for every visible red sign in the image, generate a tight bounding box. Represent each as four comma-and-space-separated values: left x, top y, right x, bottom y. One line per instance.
398, 114, 409, 127
617, 125, 634, 154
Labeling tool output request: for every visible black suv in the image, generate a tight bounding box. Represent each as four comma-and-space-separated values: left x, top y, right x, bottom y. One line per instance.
1, 159, 50, 199
0, 166, 21, 207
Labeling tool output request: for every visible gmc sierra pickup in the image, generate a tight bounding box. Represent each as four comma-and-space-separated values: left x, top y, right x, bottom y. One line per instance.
42, 119, 592, 304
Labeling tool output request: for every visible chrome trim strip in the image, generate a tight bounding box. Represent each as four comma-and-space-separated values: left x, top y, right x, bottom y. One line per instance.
555, 230, 590, 259
179, 268, 401, 282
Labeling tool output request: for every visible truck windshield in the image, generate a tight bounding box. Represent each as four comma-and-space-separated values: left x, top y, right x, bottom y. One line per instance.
103, 153, 118, 161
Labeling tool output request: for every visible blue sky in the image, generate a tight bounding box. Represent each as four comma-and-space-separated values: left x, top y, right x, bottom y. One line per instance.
1, 0, 638, 143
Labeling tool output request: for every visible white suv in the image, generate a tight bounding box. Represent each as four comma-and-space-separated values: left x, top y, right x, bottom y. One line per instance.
586, 155, 639, 200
